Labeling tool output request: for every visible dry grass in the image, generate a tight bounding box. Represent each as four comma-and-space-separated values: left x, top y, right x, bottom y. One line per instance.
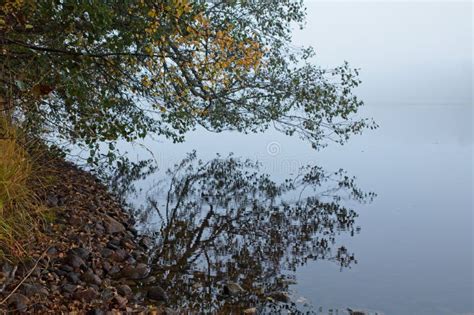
0, 118, 53, 261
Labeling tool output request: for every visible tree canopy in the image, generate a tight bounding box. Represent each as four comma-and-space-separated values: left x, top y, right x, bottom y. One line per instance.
0, 0, 375, 164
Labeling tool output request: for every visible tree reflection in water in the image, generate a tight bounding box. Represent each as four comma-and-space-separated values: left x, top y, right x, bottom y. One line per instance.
140, 151, 375, 314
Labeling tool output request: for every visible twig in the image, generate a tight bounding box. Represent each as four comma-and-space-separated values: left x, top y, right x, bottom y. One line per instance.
0, 246, 51, 305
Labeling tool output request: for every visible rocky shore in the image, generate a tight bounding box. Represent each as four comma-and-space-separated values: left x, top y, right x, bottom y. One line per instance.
0, 159, 168, 314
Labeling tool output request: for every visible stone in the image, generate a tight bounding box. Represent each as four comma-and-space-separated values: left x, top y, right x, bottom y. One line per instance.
8, 293, 30, 312
73, 287, 98, 302
110, 249, 128, 262
141, 276, 156, 284
22, 283, 49, 297
46, 247, 58, 258
68, 247, 91, 260
101, 248, 114, 258
61, 283, 77, 294
46, 195, 59, 207
104, 216, 125, 234
243, 308, 257, 314
59, 264, 74, 273
114, 294, 128, 307
116, 284, 132, 297
64, 254, 86, 269
100, 287, 115, 302
147, 285, 168, 302
67, 272, 81, 284
120, 263, 149, 280
81, 271, 102, 286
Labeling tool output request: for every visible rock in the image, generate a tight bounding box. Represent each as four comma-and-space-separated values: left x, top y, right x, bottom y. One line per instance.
147, 285, 168, 302
67, 272, 81, 284
81, 271, 102, 285
100, 248, 114, 258
116, 284, 132, 297
46, 194, 59, 207
68, 247, 91, 260
22, 283, 49, 297
104, 216, 125, 234
243, 307, 257, 314
46, 247, 58, 258
73, 287, 98, 302
91, 309, 105, 315
110, 249, 128, 262
125, 256, 136, 265
268, 291, 290, 303
120, 263, 149, 280
141, 276, 156, 284
8, 293, 30, 312
223, 281, 244, 296
100, 287, 115, 302
64, 254, 86, 269
59, 264, 74, 273
114, 294, 128, 307
61, 283, 77, 294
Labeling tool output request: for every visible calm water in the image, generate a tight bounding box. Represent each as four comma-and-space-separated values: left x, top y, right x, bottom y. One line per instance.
124, 2, 473, 314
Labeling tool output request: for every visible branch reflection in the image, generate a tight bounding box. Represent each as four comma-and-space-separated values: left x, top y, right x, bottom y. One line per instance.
141, 152, 375, 314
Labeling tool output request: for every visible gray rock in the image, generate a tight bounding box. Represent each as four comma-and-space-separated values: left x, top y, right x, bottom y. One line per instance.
81, 271, 102, 285
104, 216, 125, 234
110, 249, 128, 262
91, 309, 105, 315
114, 294, 128, 307
46, 195, 59, 207
68, 247, 91, 260
8, 293, 30, 312
116, 284, 132, 297
101, 248, 114, 258
64, 254, 86, 269
120, 263, 149, 280
73, 287, 98, 302
59, 264, 74, 272
100, 287, 115, 302
61, 283, 77, 294
67, 272, 81, 284
141, 276, 156, 284
147, 285, 167, 302
46, 247, 58, 258
22, 283, 49, 297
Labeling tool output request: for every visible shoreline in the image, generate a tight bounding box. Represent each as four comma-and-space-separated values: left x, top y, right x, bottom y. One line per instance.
0, 158, 168, 313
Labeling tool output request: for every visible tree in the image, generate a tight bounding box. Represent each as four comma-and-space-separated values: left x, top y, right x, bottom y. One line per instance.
0, 0, 375, 164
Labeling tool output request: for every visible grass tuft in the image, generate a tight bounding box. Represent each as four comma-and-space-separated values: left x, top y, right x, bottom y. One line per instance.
0, 118, 52, 262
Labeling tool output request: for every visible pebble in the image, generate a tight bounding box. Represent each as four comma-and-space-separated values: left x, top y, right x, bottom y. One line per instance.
7, 293, 30, 311
104, 216, 126, 234
73, 287, 98, 302
119, 263, 149, 280
147, 285, 168, 302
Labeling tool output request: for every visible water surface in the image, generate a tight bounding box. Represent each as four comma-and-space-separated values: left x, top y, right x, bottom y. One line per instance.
125, 2, 472, 314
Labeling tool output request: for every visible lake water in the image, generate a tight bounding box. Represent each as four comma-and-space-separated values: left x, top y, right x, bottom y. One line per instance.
124, 2, 473, 314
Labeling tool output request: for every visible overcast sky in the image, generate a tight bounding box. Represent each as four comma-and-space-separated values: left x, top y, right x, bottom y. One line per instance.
292, 1, 472, 106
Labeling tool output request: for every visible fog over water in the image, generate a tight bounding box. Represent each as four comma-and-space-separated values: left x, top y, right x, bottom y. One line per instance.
122, 1, 473, 314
